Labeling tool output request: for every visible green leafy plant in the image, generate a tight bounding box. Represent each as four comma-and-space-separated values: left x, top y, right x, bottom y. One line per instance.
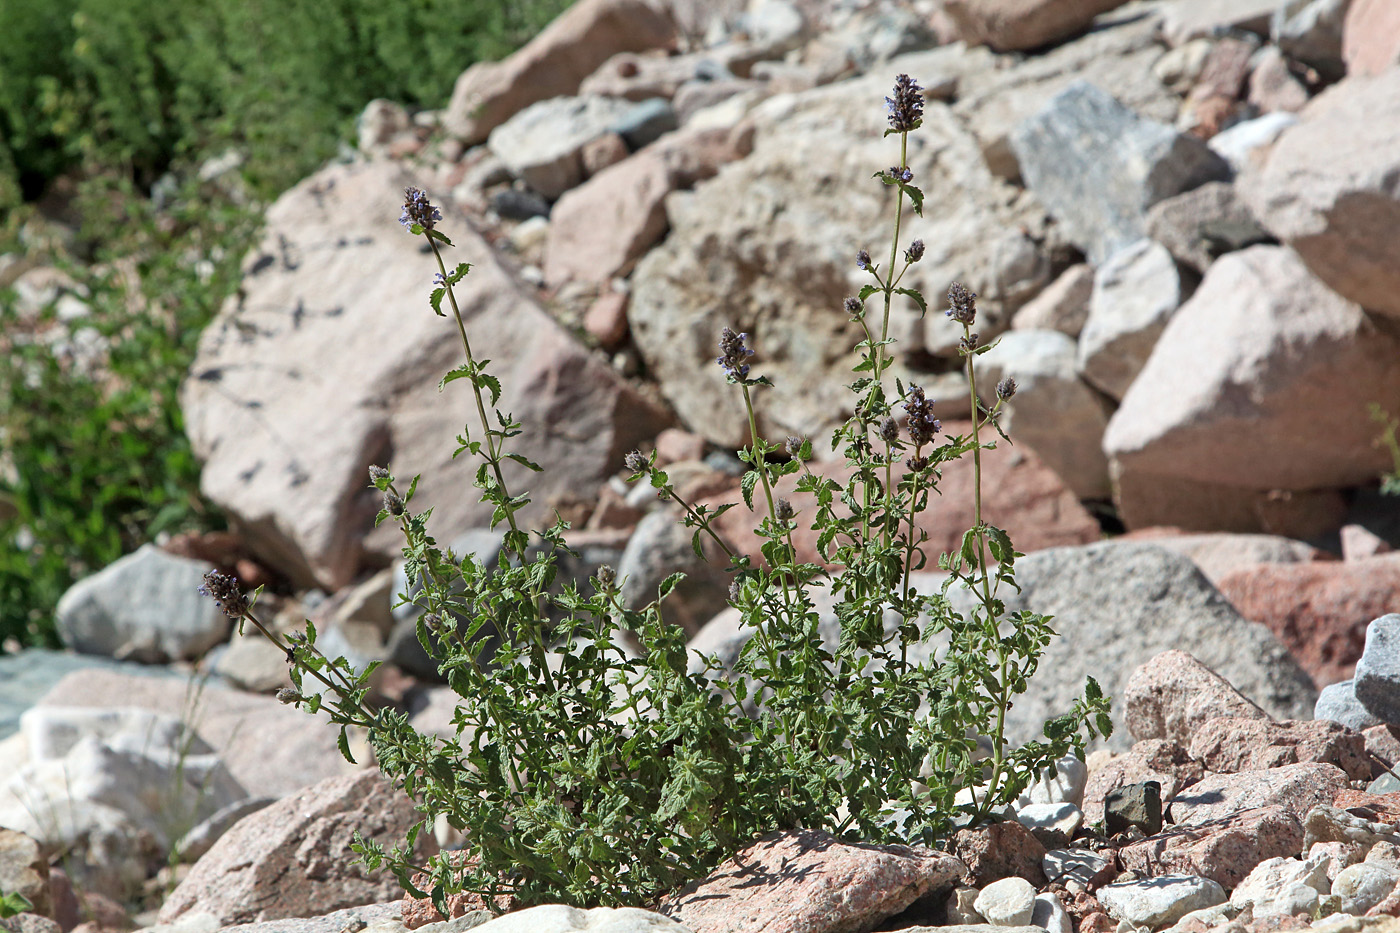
0, 0, 575, 204
0, 172, 254, 646
1372, 403, 1400, 496
201, 75, 1111, 911
0, 891, 32, 919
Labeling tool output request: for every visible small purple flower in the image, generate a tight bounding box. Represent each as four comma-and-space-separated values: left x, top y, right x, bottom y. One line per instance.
904, 239, 925, 264
843, 296, 863, 316
400, 187, 441, 232
903, 385, 941, 448
885, 74, 924, 133
888, 165, 913, 183
997, 376, 1018, 401
946, 282, 977, 326
856, 249, 872, 271
433, 272, 447, 287
717, 327, 754, 380
198, 570, 249, 618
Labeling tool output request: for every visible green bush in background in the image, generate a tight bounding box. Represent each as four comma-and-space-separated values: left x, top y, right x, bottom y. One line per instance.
0, 0, 574, 204
0, 0, 575, 647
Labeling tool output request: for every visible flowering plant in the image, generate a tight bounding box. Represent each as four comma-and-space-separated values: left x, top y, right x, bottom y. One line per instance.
204, 74, 1110, 911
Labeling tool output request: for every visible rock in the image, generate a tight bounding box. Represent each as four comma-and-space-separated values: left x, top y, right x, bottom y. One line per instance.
583, 292, 630, 349
1015, 803, 1084, 837
1172, 763, 1351, 826
0, 707, 247, 900
216, 902, 407, 933
1344, 524, 1395, 560
581, 133, 630, 177
1123, 649, 1270, 745
654, 430, 706, 465
660, 829, 963, 933
0, 650, 184, 742
1356, 615, 1400, 724
1022, 756, 1089, 808
627, 68, 1052, 450
1231, 854, 1331, 911
1105, 782, 1162, 837
974, 329, 1111, 499
36, 669, 349, 796
54, 545, 231, 663
1097, 875, 1226, 928
1215, 559, 1400, 688
1125, 530, 1330, 586
1103, 246, 1400, 535
1317, 680, 1387, 732
1343, 0, 1400, 77
1241, 70, 1400, 320
205, 628, 292, 693
357, 100, 411, 157
1010, 82, 1230, 265
975, 877, 1037, 927
950, 11, 1177, 185
1248, 46, 1311, 114
945, 887, 985, 924
157, 770, 430, 926
1304, 803, 1400, 850
1208, 112, 1299, 174
1273, 0, 1350, 80
424, 906, 670, 933
941, 0, 1131, 52
579, 51, 717, 102
0, 916, 60, 933
546, 127, 741, 285
1077, 239, 1194, 401
486, 96, 636, 200
1043, 849, 1115, 890
1177, 35, 1257, 139
953, 820, 1047, 888
1083, 740, 1204, 826
1144, 182, 1272, 274
617, 507, 728, 638
175, 796, 277, 864
442, 0, 677, 146
1160, 0, 1279, 46
1011, 264, 1093, 338
489, 187, 550, 221
1188, 718, 1370, 780
0, 830, 49, 919
609, 98, 678, 150
182, 160, 668, 590
1335, 862, 1400, 915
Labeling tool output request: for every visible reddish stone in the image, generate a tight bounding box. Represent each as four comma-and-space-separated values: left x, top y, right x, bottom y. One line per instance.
654, 428, 706, 465
1080, 912, 1117, 933
1215, 555, 1400, 687
1084, 740, 1205, 826
583, 292, 630, 349
157, 770, 434, 926
1249, 48, 1310, 114
1117, 806, 1304, 890
660, 830, 964, 933
1123, 650, 1269, 746
706, 421, 1100, 570
1333, 790, 1400, 825
1187, 718, 1371, 781
1170, 763, 1350, 826
401, 854, 514, 930
952, 820, 1047, 888
581, 132, 629, 177
1343, 0, 1400, 77
1367, 726, 1400, 779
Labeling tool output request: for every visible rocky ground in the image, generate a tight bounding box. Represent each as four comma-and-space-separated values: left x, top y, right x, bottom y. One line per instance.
3, 0, 1400, 931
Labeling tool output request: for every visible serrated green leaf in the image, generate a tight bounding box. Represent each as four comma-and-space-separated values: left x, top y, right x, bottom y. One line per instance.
895, 286, 927, 317
429, 287, 447, 316
439, 365, 471, 391
857, 284, 879, 301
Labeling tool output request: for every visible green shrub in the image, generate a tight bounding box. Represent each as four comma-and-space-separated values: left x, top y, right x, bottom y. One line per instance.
201, 75, 1112, 910
0, 0, 575, 201
0, 174, 255, 646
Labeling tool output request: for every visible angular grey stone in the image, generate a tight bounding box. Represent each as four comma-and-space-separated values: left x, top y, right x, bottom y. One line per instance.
217, 902, 406, 933
487, 96, 636, 199
55, 544, 231, 663
1316, 679, 1386, 731
1104, 781, 1162, 836
1077, 239, 1194, 401
1355, 614, 1400, 724
0, 650, 183, 742
1010, 81, 1231, 264
176, 796, 277, 864
608, 98, 678, 150
1273, 0, 1350, 80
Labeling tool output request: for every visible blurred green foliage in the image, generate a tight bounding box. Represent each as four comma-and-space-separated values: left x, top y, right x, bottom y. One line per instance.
0, 0, 574, 204
0, 0, 574, 646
